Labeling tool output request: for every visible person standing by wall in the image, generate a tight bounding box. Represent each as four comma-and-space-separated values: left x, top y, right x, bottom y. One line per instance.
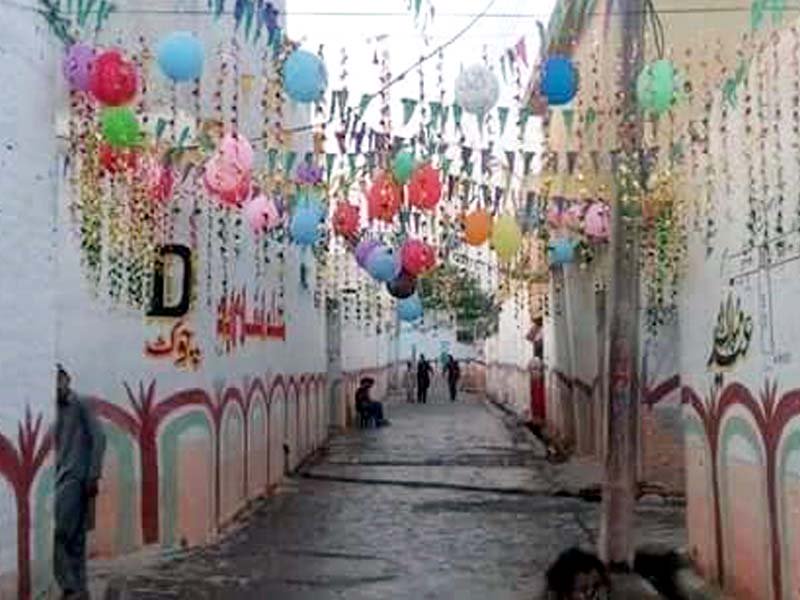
54, 364, 106, 600
403, 361, 416, 403
444, 354, 461, 402
416, 355, 432, 404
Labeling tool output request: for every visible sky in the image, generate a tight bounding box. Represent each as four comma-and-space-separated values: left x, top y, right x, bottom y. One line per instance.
285, 0, 558, 153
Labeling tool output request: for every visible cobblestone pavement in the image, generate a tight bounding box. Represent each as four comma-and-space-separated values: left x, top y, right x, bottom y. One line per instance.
110, 392, 685, 600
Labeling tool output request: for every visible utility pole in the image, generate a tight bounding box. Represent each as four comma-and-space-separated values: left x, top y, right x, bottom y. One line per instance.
599, 0, 646, 569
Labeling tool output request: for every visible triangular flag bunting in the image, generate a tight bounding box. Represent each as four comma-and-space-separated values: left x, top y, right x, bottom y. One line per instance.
522, 151, 535, 175
562, 109, 576, 134
452, 103, 463, 128
284, 151, 297, 175
326, 153, 336, 182
498, 107, 510, 135
401, 98, 418, 125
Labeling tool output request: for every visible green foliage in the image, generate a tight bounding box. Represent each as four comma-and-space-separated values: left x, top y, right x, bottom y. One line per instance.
417, 263, 501, 342
37, 0, 115, 46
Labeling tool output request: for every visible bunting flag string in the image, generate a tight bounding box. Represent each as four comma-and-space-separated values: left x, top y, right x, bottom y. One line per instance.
401, 98, 418, 125
498, 106, 510, 135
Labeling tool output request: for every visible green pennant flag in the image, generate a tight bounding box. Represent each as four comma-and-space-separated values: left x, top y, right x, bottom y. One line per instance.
358, 94, 373, 117
464, 162, 474, 177
505, 150, 516, 173
401, 98, 418, 125
497, 107, 510, 135
562, 109, 576, 134
442, 158, 453, 176
585, 107, 597, 127
500, 55, 508, 83
452, 103, 463, 128
429, 101, 443, 127
284, 151, 297, 175
440, 106, 450, 130
522, 151, 535, 176
267, 148, 279, 174
518, 107, 532, 131
366, 151, 377, 175
415, 0, 423, 17
326, 153, 336, 183
348, 153, 358, 178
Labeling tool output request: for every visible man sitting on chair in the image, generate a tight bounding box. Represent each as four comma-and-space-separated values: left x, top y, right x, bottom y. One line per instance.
355, 378, 388, 427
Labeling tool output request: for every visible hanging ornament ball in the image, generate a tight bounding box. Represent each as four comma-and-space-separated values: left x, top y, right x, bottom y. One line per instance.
463, 209, 493, 246
100, 107, 142, 148
397, 294, 424, 322
400, 239, 436, 276
367, 170, 402, 222
392, 151, 416, 184
540, 55, 577, 106
355, 238, 381, 268
89, 49, 138, 106
283, 49, 328, 103
454, 64, 500, 116
636, 59, 678, 116
408, 163, 442, 210
243, 194, 281, 234
491, 214, 522, 262
584, 202, 610, 242
366, 246, 401, 282
290, 206, 321, 246
386, 271, 417, 299
549, 238, 577, 265
99, 144, 138, 174
333, 202, 360, 238
63, 43, 95, 91
157, 31, 204, 82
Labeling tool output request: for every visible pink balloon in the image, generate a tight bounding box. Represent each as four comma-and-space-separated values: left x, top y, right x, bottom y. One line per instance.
564, 202, 585, 230
219, 133, 254, 171
137, 155, 174, 204
243, 194, 281, 233
547, 200, 564, 229
205, 156, 246, 194
584, 202, 610, 241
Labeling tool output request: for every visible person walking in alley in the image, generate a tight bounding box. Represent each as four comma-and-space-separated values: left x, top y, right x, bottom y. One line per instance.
355, 377, 389, 426
416, 355, 432, 404
444, 354, 461, 402
54, 364, 106, 600
403, 361, 416, 403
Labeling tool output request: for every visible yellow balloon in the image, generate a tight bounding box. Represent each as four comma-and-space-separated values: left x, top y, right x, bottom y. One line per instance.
491, 214, 522, 262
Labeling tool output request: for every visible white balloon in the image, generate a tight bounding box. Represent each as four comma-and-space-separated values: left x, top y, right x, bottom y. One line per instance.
454, 64, 500, 116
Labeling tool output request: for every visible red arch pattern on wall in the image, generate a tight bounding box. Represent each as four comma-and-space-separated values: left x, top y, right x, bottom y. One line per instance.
0, 370, 328, 600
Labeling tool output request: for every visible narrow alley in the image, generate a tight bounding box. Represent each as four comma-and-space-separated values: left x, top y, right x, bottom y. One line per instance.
101, 391, 685, 599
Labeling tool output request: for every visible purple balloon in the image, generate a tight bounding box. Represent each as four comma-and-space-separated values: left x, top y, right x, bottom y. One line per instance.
63, 44, 95, 91
355, 239, 381, 268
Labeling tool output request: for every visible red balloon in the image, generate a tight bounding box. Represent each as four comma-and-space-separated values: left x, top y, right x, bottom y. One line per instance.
89, 50, 138, 106
367, 170, 402, 223
99, 143, 138, 174
333, 202, 360, 238
400, 238, 436, 276
408, 163, 442, 210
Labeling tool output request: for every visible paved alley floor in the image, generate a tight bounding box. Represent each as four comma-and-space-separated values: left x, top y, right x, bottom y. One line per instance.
109, 392, 685, 599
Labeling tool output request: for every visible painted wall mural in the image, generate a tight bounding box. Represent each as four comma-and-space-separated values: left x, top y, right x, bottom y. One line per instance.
707, 291, 753, 373
216, 286, 287, 354
683, 381, 800, 600
0, 371, 329, 600
144, 319, 203, 370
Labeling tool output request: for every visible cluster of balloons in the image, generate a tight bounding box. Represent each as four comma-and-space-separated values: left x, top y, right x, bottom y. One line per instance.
367, 152, 442, 222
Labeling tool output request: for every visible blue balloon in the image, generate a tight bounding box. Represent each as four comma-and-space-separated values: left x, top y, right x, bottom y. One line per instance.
157, 31, 204, 82
365, 246, 400, 282
397, 294, 423, 322
296, 190, 326, 222
290, 207, 321, 246
549, 238, 576, 265
283, 49, 328, 103
540, 55, 577, 106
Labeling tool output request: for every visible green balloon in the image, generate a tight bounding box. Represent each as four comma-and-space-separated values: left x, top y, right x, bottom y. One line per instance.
636, 59, 677, 116
491, 214, 522, 262
392, 151, 415, 184
100, 107, 142, 148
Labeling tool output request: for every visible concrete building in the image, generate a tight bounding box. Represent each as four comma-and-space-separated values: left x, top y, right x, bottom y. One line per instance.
0, 2, 394, 598
531, 1, 800, 598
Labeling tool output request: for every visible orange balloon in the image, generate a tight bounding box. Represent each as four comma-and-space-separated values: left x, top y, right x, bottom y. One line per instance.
463, 209, 493, 246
